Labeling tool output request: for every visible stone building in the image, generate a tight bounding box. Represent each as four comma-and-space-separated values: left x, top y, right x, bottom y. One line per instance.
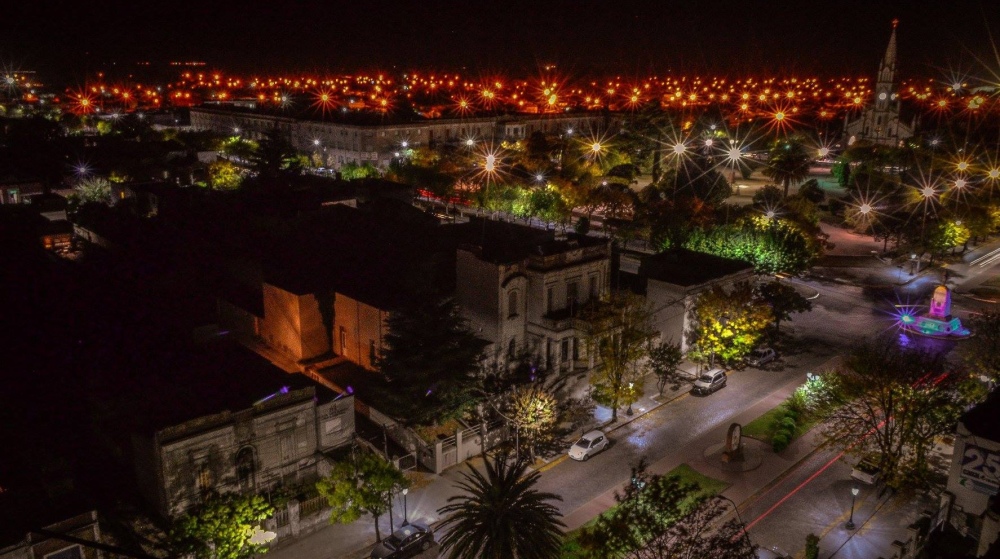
844, 20, 913, 146
454, 221, 611, 372
131, 366, 354, 519
189, 107, 610, 170
0, 512, 103, 559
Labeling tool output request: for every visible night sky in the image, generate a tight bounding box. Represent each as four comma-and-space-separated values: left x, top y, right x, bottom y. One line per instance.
4, 0, 1000, 81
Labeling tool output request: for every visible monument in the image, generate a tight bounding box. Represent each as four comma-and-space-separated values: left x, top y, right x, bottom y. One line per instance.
704, 422, 762, 472
899, 285, 971, 338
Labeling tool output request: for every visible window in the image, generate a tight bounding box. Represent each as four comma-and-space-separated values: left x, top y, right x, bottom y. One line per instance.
567, 282, 579, 309
324, 417, 343, 434
507, 291, 519, 318
369, 339, 377, 365
45, 545, 83, 559
196, 463, 213, 493
279, 432, 295, 461
589, 276, 598, 300
547, 286, 555, 313
508, 338, 517, 359
339, 326, 347, 356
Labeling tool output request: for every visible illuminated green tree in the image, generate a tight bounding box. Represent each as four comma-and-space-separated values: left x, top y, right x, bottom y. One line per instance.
688, 282, 773, 366
208, 160, 242, 191
927, 219, 970, 261
966, 312, 1000, 384
317, 449, 410, 542
583, 291, 654, 422
72, 176, 114, 208
169, 493, 274, 559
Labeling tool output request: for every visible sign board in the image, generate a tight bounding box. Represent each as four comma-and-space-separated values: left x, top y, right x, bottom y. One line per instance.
619, 255, 641, 275
960, 444, 1000, 494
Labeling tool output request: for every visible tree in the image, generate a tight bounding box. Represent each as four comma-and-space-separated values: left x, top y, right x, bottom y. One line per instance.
316, 448, 411, 542
648, 340, 684, 395
437, 451, 565, 559
966, 312, 1000, 383
927, 219, 970, 260
583, 291, 654, 422
208, 160, 242, 190
688, 282, 772, 366
809, 337, 972, 488
755, 281, 812, 335
73, 176, 114, 207
377, 296, 489, 425
248, 127, 302, 180
804, 534, 821, 559
763, 138, 812, 198
683, 215, 821, 275
169, 493, 274, 559
797, 179, 826, 204
579, 459, 753, 559
506, 385, 559, 461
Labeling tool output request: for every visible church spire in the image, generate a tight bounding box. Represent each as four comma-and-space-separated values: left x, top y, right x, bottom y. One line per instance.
879, 19, 898, 86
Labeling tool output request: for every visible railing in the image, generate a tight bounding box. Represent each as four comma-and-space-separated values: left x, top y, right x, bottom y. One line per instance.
273, 508, 290, 528
299, 495, 327, 519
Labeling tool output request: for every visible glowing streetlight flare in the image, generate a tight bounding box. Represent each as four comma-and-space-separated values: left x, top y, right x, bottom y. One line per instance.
818, 147, 830, 158
859, 203, 872, 214
485, 154, 496, 173
954, 178, 967, 189
672, 143, 686, 155
774, 111, 785, 121
956, 161, 970, 172
921, 186, 936, 198
989, 169, 1000, 180
726, 147, 742, 162
765, 210, 776, 219
591, 142, 603, 153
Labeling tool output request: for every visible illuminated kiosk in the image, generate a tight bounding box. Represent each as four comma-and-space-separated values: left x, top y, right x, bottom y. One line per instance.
899, 285, 970, 338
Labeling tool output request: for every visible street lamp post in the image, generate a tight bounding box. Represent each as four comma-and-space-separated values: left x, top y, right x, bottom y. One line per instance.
401, 488, 409, 526
719, 495, 754, 556
846, 485, 860, 530
626, 382, 634, 416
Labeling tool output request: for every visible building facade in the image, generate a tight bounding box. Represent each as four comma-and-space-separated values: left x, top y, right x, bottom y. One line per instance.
844, 20, 913, 146
942, 394, 1000, 556
190, 107, 610, 170
456, 231, 611, 373
132, 385, 354, 519
0, 512, 103, 559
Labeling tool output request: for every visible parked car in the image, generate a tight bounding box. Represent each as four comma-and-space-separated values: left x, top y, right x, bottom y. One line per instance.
569, 430, 609, 461
370, 525, 434, 559
850, 459, 881, 485
691, 369, 727, 395
747, 347, 777, 367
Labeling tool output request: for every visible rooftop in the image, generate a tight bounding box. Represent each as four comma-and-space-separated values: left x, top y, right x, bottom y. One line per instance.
639, 248, 753, 288
961, 391, 1000, 442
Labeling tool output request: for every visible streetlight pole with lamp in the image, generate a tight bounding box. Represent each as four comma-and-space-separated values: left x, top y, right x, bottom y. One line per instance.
719, 495, 754, 556
626, 382, 634, 416
401, 488, 409, 526
846, 485, 860, 530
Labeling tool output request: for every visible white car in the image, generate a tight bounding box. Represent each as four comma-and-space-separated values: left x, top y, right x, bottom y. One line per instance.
569, 430, 609, 461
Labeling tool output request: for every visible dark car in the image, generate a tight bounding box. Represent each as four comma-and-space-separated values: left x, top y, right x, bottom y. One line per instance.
370, 525, 434, 559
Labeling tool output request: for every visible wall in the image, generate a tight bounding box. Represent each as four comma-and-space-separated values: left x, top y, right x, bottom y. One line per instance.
315, 396, 355, 451
456, 250, 502, 345
0, 511, 102, 559
260, 283, 305, 360
333, 293, 387, 370
645, 280, 690, 351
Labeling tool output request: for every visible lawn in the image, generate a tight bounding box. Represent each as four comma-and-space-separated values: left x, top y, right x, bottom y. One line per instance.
560, 463, 729, 558
743, 400, 819, 442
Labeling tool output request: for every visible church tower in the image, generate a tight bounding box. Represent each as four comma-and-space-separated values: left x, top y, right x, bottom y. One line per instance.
845, 19, 913, 146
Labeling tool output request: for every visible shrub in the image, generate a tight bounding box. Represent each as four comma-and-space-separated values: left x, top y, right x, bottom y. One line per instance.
772, 431, 791, 452
805, 533, 821, 559
780, 416, 797, 431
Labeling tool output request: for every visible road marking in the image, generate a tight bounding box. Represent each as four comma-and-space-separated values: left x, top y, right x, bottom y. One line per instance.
536, 454, 569, 473
972, 247, 1000, 267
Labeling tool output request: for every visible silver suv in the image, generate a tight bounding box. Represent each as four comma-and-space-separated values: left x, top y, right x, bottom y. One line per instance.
692, 369, 727, 395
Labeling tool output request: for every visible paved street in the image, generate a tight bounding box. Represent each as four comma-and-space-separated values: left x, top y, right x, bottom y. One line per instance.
264, 229, 1000, 559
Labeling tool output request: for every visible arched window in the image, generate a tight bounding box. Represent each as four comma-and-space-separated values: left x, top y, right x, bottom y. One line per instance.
508, 290, 519, 318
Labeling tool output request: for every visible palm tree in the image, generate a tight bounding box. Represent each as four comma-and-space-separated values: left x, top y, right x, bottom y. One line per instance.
437, 451, 565, 559
762, 138, 812, 198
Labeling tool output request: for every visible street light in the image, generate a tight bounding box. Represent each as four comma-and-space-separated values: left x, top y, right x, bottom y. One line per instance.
626, 382, 634, 416
719, 495, 754, 556
401, 488, 409, 526
846, 485, 860, 530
